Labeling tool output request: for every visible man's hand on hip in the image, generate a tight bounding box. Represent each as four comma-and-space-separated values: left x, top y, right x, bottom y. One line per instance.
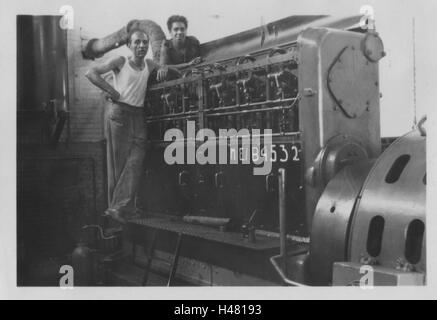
105, 90, 120, 102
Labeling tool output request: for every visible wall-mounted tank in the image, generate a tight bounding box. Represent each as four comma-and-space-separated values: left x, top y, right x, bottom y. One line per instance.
17, 15, 69, 145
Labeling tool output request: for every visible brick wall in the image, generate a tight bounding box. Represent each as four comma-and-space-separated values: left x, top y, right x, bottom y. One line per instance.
66, 28, 106, 142
65, 27, 132, 143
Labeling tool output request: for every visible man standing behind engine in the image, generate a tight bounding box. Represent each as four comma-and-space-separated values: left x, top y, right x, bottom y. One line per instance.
85, 29, 159, 223
157, 15, 202, 81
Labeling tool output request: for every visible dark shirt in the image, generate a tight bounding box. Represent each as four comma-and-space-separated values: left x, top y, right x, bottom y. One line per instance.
159, 36, 201, 65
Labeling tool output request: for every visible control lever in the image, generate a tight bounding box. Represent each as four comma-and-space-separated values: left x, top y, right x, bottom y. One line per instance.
267, 69, 294, 98
161, 92, 175, 113
209, 80, 225, 106
236, 72, 254, 102
241, 209, 258, 243
236, 54, 256, 102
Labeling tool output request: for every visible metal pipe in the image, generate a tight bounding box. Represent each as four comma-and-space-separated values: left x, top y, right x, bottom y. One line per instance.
148, 52, 298, 90
269, 254, 306, 286
146, 111, 199, 121
206, 104, 295, 118
206, 97, 297, 112
82, 19, 165, 61
145, 98, 298, 122
199, 15, 361, 64
256, 229, 309, 243
278, 168, 287, 274
64, 25, 71, 147
146, 131, 301, 144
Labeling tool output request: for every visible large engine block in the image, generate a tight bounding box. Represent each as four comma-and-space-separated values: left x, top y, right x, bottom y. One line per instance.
126, 15, 424, 286
138, 15, 382, 238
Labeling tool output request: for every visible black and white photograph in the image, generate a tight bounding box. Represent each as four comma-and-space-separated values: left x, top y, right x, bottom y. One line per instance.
1, 0, 436, 300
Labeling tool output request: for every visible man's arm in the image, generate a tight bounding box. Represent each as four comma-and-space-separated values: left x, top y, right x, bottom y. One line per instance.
85, 56, 125, 101
160, 38, 202, 69
174, 36, 202, 69
150, 59, 181, 82
157, 60, 200, 80
157, 39, 202, 82
168, 58, 202, 70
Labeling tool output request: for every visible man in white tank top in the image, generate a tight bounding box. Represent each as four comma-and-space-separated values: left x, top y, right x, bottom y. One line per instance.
85, 29, 163, 223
